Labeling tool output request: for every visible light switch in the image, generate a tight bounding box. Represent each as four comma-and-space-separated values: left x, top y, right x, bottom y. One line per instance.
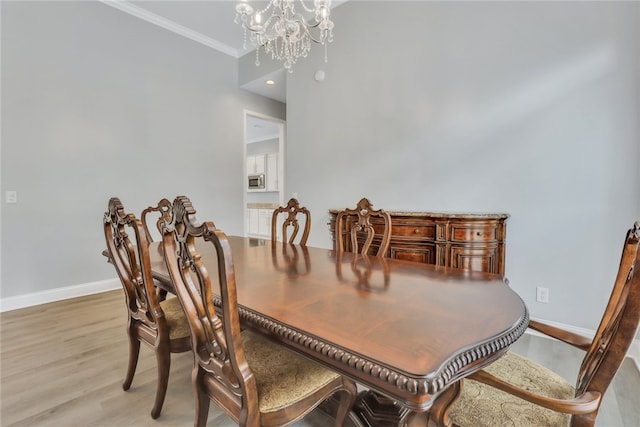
6, 191, 17, 204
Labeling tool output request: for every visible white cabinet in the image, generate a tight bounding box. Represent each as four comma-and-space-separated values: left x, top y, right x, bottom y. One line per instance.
266, 153, 278, 191
248, 208, 260, 235
247, 155, 266, 175
246, 153, 278, 192
258, 209, 272, 237
247, 208, 273, 237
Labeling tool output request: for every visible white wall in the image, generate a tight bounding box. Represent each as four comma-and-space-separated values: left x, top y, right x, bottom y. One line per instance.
0, 1, 285, 301
286, 1, 640, 331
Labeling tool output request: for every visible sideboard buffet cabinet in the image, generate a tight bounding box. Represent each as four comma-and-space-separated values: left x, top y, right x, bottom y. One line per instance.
328, 210, 509, 275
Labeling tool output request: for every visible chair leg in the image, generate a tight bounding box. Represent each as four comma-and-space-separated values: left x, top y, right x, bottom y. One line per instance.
334, 380, 358, 427
151, 349, 171, 419
194, 367, 211, 427
122, 333, 140, 391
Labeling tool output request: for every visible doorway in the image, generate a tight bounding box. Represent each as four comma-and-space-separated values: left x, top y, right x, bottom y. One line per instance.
243, 111, 285, 237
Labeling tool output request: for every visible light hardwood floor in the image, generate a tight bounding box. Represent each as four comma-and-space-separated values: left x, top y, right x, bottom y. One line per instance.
1, 290, 638, 426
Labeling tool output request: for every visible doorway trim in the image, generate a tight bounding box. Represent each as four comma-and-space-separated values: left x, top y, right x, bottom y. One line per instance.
242, 110, 286, 236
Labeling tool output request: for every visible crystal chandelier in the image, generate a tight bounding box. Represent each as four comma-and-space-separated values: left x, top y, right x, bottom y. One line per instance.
234, 0, 334, 72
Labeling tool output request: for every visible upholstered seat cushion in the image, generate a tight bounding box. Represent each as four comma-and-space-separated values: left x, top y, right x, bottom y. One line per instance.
449, 351, 575, 427
241, 330, 340, 414
159, 297, 190, 340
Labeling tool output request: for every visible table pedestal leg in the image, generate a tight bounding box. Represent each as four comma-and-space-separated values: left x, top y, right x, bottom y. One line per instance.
322, 381, 462, 427
351, 390, 410, 426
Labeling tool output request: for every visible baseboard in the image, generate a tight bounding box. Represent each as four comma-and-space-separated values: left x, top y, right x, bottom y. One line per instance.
0, 278, 121, 312
527, 317, 640, 374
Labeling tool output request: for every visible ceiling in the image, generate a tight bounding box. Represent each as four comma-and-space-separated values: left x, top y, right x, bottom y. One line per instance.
104, 0, 342, 103
246, 115, 280, 144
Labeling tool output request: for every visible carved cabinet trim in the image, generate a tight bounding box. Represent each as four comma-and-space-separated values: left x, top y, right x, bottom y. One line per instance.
329, 210, 509, 275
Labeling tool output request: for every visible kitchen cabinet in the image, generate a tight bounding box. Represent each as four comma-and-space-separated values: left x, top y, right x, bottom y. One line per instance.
246, 153, 278, 192
247, 205, 276, 238
265, 153, 278, 191
247, 155, 265, 175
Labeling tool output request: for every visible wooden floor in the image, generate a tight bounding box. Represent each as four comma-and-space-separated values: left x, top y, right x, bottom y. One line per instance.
1, 290, 638, 426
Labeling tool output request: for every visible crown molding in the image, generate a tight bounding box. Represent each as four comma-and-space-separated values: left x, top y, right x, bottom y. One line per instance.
99, 0, 239, 58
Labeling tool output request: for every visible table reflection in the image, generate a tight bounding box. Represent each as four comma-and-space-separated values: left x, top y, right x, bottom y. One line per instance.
335, 252, 390, 293
271, 241, 311, 278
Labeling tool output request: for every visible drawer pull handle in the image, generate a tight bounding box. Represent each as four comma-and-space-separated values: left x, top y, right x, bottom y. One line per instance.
476, 232, 482, 236
414, 229, 420, 234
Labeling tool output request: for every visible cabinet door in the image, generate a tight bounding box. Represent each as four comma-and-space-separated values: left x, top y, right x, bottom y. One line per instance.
247, 154, 266, 174
247, 156, 256, 174
254, 155, 266, 174
258, 209, 272, 237
449, 245, 499, 273
248, 209, 259, 235
266, 153, 278, 191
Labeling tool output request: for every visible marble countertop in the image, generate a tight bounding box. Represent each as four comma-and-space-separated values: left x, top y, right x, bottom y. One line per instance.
247, 203, 279, 209
328, 209, 509, 219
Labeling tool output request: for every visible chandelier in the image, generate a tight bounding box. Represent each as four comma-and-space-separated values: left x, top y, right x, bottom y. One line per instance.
234, 0, 334, 72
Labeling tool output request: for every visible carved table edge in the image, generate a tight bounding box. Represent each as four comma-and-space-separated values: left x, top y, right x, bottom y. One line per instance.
213, 297, 530, 397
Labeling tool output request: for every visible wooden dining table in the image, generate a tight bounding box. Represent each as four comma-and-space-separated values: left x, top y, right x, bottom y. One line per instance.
143, 236, 528, 427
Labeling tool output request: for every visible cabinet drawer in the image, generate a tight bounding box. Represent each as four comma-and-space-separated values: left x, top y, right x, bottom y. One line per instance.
451, 225, 497, 242
392, 224, 436, 239
390, 245, 436, 264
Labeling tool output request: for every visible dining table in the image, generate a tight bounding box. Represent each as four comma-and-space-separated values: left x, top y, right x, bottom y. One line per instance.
142, 236, 529, 427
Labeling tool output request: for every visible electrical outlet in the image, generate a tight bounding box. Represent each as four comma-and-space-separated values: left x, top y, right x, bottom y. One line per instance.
536, 286, 549, 303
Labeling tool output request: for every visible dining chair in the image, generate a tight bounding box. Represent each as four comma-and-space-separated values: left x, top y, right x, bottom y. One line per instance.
335, 197, 392, 256
271, 197, 311, 245
103, 197, 191, 419
161, 195, 357, 427
140, 197, 172, 243
440, 221, 640, 427
140, 198, 172, 301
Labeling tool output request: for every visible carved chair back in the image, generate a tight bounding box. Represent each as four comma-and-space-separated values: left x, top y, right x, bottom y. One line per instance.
335, 198, 392, 257
103, 197, 191, 419
271, 197, 311, 245
141, 198, 172, 243
104, 198, 162, 336
161, 196, 260, 423
575, 222, 640, 402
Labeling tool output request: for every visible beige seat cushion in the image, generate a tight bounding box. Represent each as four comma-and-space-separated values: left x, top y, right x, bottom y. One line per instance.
241, 330, 340, 414
449, 351, 575, 427
159, 296, 190, 340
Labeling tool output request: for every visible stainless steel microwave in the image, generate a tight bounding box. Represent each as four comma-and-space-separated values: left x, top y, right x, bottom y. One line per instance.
248, 174, 265, 190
